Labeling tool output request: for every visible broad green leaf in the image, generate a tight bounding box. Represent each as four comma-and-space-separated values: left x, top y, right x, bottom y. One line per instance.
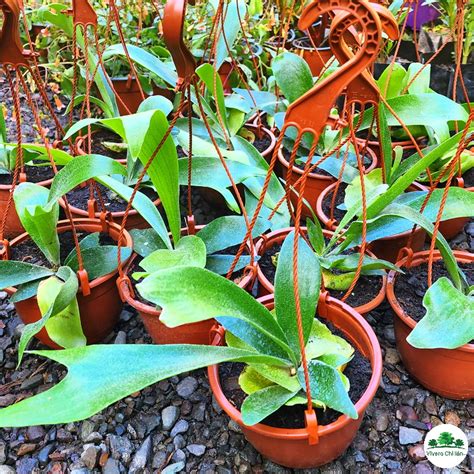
306, 218, 325, 255
47, 155, 126, 206
205, 254, 252, 275
0, 261, 53, 289
403, 63, 431, 94
344, 169, 386, 210
18, 267, 79, 362
320, 253, 400, 273
305, 319, 354, 363
299, 360, 357, 419
136, 267, 292, 356
67, 246, 132, 281
137, 95, 174, 115
247, 363, 301, 392
14, 183, 60, 265
407, 278, 474, 349
10, 280, 42, 303
64, 233, 99, 266
377, 63, 407, 99
196, 216, 270, 254
378, 102, 393, 183
129, 229, 168, 257
0, 344, 291, 427
239, 366, 275, 394
139, 236, 206, 274
241, 385, 299, 426
275, 232, 321, 362
273, 52, 313, 104
103, 44, 178, 87
40, 276, 85, 350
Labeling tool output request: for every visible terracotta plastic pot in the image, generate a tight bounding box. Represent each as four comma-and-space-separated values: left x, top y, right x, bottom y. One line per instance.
293, 38, 332, 76
279, 145, 378, 219
316, 182, 427, 263
118, 226, 258, 345
112, 77, 175, 115
246, 124, 277, 160
387, 250, 474, 399
366, 138, 423, 163
218, 62, 237, 94
5, 218, 133, 349
0, 176, 53, 239
255, 227, 387, 315
208, 294, 382, 469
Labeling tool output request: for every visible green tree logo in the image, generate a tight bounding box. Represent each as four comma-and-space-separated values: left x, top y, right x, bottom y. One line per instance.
424, 424, 468, 468
437, 432, 455, 447
428, 439, 438, 448
454, 439, 465, 448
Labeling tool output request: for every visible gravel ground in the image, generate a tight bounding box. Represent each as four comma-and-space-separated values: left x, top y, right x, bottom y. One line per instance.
0, 222, 472, 474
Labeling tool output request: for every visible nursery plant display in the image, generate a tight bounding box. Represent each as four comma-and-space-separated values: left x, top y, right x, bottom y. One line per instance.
0, 0, 473, 472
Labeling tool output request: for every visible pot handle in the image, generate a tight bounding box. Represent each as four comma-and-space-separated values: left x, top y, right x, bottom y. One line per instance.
397, 247, 414, 267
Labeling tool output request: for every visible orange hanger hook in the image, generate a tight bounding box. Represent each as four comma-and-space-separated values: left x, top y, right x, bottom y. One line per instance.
0, 0, 32, 67
284, 0, 383, 139
330, 3, 399, 106
163, 0, 196, 87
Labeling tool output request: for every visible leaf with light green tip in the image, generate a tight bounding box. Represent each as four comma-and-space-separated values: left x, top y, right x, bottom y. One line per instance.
305, 319, 354, 363
0, 261, 53, 290
241, 384, 299, 426
273, 52, 313, 104
137, 95, 174, 115
248, 363, 301, 392
129, 229, 168, 257
97, 176, 172, 249
47, 155, 126, 206
239, 366, 275, 394
67, 246, 132, 281
136, 267, 291, 357
10, 280, 42, 303
40, 276, 85, 350
320, 254, 400, 273
139, 236, 206, 274
377, 63, 407, 99
0, 344, 292, 427
216, 316, 291, 361
18, 267, 79, 363
196, 216, 270, 254
407, 278, 474, 349
299, 360, 357, 419
275, 231, 321, 362
403, 63, 431, 94
14, 183, 60, 265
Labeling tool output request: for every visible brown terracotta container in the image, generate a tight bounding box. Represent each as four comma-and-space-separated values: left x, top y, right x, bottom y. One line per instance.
255, 227, 387, 315
293, 38, 333, 76
112, 77, 175, 115
5, 218, 133, 349
316, 182, 427, 263
279, 145, 378, 219
387, 250, 474, 400
118, 226, 258, 345
208, 294, 382, 469
0, 176, 53, 239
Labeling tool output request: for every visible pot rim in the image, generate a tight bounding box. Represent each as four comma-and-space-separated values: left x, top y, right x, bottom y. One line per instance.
208, 293, 382, 440
292, 37, 331, 52
118, 225, 258, 316
75, 130, 127, 166
387, 249, 474, 353
278, 144, 378, 181
5, 218, 133, 295
0, 175, 53, 191
316, 181, 427, 240
255, 227, 387, 314
245, 124, 277, 159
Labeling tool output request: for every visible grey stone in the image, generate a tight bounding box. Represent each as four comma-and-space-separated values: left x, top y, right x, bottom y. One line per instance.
13, 323, 25, 339
152, 450, 168, 470
172, 449, 186, 463
176, 376, 198, 398
129, 436, 152, 474
70, 469, 90, 474
103, 458, 122, 474
0, 443, 5, 464
0, 291, 8, 300
108, 434, 133, 463
187, 444, 206, 456
170, 419, 189, 438
81, 445, 99, 469
20, 373, 43, 390
375, 411, 389, 432
37, 444, 55, 466
415, 462, 433, 474
26, 425, 46, 442
16, 457, 38, 474
120, 308, 134, 322
173, 434, 186, 450
80, 420, 96, 441
0, 467, 15, 474
192, 402, 206, 422
84, 431, 102, 444
162, 462, 185, 474
399, 427, 423, 445
114, 331, 127, 344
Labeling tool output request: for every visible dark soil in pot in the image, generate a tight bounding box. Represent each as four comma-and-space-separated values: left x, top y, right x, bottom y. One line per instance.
179, 186, 231, 225
258, 240, 383, 307
66, 182, 158, 213
463, 168, 474, 188
252, 133, 272, 154
219, 328, 371, 428
0, 163, 56, 185
87, 129, 127, 162
394, 260, 474, 325
9, 230, 115, 268
322, 183, 347, 223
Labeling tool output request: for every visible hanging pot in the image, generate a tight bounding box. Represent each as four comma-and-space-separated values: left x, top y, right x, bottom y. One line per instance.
118, 225, 258, 345
208, 293, 382, 469
255, 227, 387, 315
316, 181, 427, 263
292, 37, 332, 76
4, 218, 133, 349
279, 144, 378, 219
0, 175, 53, 239
387, 250, 474, 399
112, 76, 175, 115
